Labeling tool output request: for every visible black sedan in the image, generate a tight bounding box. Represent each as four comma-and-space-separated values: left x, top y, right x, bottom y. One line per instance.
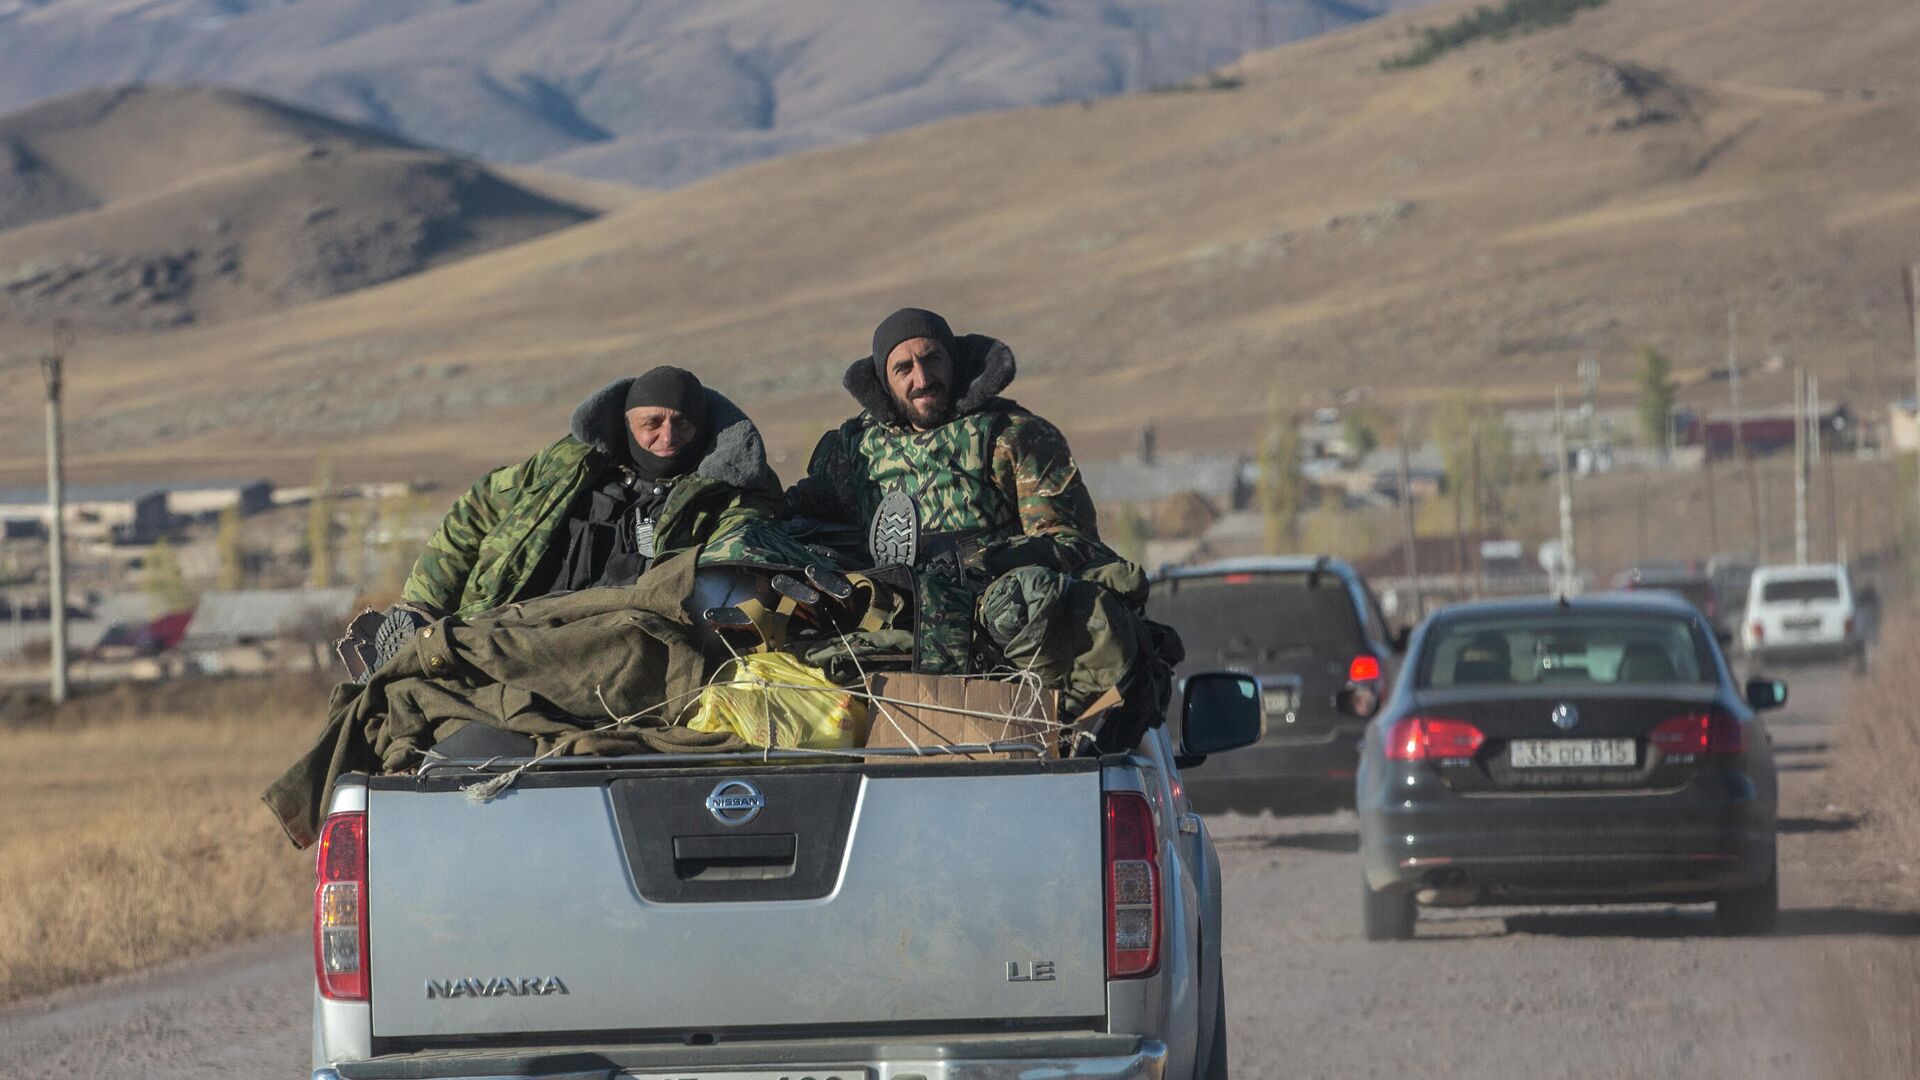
1356, 592, 1785, 939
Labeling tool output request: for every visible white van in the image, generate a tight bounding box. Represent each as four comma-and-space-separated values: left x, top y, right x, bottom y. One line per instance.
1741, 563, 1864, 668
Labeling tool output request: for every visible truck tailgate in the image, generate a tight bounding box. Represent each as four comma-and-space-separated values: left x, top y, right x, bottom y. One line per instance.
365, 765, 1107, 1039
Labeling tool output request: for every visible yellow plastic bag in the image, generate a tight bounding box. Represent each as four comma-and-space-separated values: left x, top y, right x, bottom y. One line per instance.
686, 652, 870, 750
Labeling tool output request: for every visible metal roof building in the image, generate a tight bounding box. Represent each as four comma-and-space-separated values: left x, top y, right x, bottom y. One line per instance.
179, 588, 359, 651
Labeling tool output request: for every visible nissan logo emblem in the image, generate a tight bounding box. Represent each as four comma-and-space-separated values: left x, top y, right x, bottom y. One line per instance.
705, 779, 765, 826
1551, 703, 1580, 730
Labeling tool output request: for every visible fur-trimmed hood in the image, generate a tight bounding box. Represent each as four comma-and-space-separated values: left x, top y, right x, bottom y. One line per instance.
568, 377, 777, 491
841, 334, 1016, 428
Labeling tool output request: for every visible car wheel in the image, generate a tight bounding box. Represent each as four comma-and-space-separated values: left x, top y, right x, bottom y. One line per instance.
1715, 869, 1779, 935
1197, 969, 1229, 1080
1363, 879, 1417, 941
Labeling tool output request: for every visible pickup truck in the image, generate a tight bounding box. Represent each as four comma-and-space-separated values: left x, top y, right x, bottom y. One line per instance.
309, 672, 1264, 1080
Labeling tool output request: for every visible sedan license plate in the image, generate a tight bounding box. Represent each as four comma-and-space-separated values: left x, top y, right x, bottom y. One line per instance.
1509, 738, 1636, 769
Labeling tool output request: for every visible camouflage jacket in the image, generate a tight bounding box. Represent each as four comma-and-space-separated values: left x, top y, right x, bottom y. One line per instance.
786, 334, 1110, 576
403, 380, 783, 618
786, 335, 1112, 672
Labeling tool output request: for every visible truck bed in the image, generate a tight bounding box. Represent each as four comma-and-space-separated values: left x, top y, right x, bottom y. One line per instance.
359, 758, 1112, 1044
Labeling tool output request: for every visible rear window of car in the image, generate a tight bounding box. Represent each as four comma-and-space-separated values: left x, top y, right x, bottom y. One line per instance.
1761, 577, 1841, 602
1418, 613, 1714, 688
1149, 573, 1363, 663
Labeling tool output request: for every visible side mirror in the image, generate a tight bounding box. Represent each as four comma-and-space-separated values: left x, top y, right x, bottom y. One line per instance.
1390, 626, 1412, 654
1745, 677, 1788, 711
1715, 627, 1734, 646
1336, 684, 1381, 720
1178, 672, 1264, 758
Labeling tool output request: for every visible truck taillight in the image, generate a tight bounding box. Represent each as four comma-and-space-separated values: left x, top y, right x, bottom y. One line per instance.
1650, 711, 1744, 755
1103, 792, 1159, 979
314, 812, 369, 1001
1750, 622, 1764, 644
1384, 716, 1485, 761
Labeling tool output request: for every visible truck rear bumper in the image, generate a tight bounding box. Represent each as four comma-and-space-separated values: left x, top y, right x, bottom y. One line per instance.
318, 1035, 1166, 1080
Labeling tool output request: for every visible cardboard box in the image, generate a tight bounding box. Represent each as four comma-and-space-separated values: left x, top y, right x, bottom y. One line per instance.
862, 673, 1063, 760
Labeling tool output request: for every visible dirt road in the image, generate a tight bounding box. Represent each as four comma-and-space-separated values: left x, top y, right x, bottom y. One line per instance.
2, 670, 1913, 1079
1215, 666, 1920, 1080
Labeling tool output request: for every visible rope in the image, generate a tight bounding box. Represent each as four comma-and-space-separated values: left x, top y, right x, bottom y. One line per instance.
461, 587, 1095, 799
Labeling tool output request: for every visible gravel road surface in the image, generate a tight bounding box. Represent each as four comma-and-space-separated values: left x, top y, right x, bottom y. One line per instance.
1215, 666, 1920, 1080
2, 668, 1914, 1079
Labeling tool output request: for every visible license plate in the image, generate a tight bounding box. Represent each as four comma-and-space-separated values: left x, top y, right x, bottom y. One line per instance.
1782, 618, 1820, 631
1509, 738, 1636, 769
1262, 688, 1297, 715
626, 1073, 868, 1080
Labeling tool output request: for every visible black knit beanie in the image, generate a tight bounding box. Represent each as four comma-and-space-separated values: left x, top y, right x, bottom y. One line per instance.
625, 366, 707, 423
623, 366, 709, 478
870, 307, 955, 379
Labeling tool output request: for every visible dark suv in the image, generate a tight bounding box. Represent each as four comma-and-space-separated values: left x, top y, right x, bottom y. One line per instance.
1150, 556, 1403, 813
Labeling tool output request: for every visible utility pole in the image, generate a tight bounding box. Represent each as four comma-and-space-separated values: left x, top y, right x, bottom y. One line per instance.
1578, 354, 1600, 452
1469, 430, 1486, 599
1451, 469, 1468, 592
1703, 438, 1722, 555
40, 326, 70, 706
1807, 372, 1821, 468
1730, 310, 1763, 558
1398, 416, 1424, 618
1555, 387, 1577, 595
1793, 368, 1808, 565
1824, 415, 1841, 564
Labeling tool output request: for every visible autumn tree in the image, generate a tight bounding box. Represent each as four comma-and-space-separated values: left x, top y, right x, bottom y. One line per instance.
214, 504, 245, 590
143, 538, 196, 617
1635, 346, 1678, 447
305, 457, 336, 588
1258, 405, 1307, 553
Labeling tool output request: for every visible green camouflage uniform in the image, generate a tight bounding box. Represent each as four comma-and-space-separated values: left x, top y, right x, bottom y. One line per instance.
405, 381, 783, 619
787, 334, 1114, 672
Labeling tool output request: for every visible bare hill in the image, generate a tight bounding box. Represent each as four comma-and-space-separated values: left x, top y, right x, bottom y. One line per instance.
0, 85, 596, 330
0, 0, 1914, 489
0, 0, 1428, 188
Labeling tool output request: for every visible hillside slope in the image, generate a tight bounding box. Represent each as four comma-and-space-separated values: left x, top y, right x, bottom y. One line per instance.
0, 86, 598, 330
0, 0, 1914, 487
0, 0, 1427, 188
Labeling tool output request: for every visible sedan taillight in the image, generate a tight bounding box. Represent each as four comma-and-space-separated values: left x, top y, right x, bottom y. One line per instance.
1384, 716, 1485, 761
1649, 710, 1745, 755
1103, 792, 1159, 979
314, 812, 369, 1001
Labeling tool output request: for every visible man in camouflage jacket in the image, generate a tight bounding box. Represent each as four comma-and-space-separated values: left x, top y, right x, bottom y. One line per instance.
405, 370, 783, 619
786, 308, 1116, 672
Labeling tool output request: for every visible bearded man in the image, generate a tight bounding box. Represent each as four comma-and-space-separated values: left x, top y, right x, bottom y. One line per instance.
786, 308, 1115, 672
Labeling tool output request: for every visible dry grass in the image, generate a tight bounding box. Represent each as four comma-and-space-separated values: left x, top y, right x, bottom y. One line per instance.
0, 676, 331, 1005
1841, 618, 1920, 897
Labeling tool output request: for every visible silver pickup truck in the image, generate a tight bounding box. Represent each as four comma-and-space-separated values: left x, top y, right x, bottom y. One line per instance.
308, 673, 1262, 1080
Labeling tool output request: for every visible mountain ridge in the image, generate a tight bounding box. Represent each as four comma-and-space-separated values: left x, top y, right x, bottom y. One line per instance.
0, 84, 598, 331
0, 0, 1428, 187
0, 0, 1913, 490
